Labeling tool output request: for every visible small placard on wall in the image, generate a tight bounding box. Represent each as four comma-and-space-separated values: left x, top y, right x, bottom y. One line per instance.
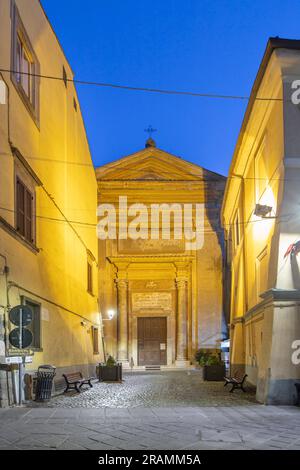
0, 340, 5, 356
42, 308, 50, 321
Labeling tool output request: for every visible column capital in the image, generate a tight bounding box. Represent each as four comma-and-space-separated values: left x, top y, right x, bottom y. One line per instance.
115, 278, 128, 289
174, 260, 190, 270
174, 261, 190, 282
175, 278, 188, 289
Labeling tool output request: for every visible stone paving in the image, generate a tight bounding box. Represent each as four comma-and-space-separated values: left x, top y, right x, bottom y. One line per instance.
42, 370, 257, 408
0, 371, 300, 450
1, 404, 300, 450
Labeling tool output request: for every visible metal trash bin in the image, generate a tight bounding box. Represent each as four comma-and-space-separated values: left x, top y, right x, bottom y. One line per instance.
35, 365, 56, 401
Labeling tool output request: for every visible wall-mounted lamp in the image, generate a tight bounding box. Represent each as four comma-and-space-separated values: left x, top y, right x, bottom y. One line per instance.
101, 309, 115, 321
107, 309, 115, 320
254, 203, 273, 218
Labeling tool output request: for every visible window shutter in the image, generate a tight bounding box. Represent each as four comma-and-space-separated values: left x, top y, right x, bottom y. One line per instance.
16, 178, 34, 243
25, 189, 33, 242
93, 327, 99, 354
16, 179, 25, 235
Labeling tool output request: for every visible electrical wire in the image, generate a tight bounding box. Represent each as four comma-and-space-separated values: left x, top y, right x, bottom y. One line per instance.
1, 150, 298, 181
8, 282, 100, 326
0, 204, 292, 231
0, 68, 285, 102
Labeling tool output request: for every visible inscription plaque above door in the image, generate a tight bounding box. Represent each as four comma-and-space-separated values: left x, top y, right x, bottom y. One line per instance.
132, 292, 172, 310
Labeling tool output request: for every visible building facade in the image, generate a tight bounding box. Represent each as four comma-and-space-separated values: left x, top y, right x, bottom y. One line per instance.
222, 38, 300, 405
96, 139, 226, 368
0, 0, 103, 407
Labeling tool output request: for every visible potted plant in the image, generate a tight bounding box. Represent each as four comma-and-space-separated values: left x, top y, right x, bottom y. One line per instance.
194, 349, 225, 381
98, 355, 122, 382
195, 350, 210, 367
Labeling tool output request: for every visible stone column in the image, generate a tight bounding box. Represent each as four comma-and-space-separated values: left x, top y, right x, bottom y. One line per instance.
116, 278, 129, 365
175, 277, 189, 367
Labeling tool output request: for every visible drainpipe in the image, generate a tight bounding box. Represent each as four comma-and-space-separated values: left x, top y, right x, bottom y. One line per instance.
0, 253, 13, 406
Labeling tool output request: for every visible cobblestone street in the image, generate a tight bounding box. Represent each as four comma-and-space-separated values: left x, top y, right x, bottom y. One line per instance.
1, 371, 300, 450
44, 371, 257, 408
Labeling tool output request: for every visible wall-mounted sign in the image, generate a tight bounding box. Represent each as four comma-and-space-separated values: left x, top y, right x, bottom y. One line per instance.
9, 328, 33, 349
0, 356, 23, 364
9, 305, 33, 327
8, 305, 33, 349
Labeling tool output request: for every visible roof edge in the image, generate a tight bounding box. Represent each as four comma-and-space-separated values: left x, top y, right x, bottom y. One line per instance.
95, 146, 226, 180
222, 37, 300, 216
38, 0, 74, 76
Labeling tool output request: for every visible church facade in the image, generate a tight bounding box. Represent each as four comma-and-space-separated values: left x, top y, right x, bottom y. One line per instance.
96, 139, 226, 368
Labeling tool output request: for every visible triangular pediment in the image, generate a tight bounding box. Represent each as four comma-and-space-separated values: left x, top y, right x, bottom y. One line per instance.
95, 147, 224, 182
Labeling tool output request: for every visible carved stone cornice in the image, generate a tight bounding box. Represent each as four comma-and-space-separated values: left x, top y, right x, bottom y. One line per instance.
108, 255, 194, 264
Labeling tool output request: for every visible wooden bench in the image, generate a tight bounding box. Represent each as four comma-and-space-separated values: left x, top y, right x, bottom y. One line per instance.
63, 372, 94, 393
224, 372, 248, 393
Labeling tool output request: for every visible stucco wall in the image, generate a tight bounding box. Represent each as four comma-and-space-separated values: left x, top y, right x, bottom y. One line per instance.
0, 0, 103, 406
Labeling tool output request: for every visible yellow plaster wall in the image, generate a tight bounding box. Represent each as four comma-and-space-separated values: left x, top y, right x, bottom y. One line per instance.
0, 0, 103, 377
222, 44, 300, 399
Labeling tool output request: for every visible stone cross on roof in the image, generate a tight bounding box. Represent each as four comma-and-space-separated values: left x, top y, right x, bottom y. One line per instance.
144, 125, 157, 148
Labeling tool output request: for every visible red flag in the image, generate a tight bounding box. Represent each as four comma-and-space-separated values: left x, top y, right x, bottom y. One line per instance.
284, 241, 300, 258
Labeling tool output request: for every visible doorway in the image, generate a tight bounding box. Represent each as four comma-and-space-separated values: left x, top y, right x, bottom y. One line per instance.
137, 317, 167, 366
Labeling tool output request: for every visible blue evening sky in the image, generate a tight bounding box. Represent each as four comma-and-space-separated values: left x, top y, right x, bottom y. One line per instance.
41, 0, 300, 176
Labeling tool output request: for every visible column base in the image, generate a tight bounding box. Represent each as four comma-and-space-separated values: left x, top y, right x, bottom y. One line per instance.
175, 360, 190, 368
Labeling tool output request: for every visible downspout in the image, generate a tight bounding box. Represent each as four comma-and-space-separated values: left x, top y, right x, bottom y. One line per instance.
0, 253, 12, 405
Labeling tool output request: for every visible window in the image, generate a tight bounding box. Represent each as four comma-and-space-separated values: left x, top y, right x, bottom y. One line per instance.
87, 261, 93, 295
12, 5, 39, 118
16, 177, 34, 244
15, 34, 35, 104
21, 297, 41, 349
92, 327, 99, 354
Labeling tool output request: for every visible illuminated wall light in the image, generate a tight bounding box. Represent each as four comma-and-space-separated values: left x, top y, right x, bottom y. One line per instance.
107, 309, 115, 320
254, 204, 273, 218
